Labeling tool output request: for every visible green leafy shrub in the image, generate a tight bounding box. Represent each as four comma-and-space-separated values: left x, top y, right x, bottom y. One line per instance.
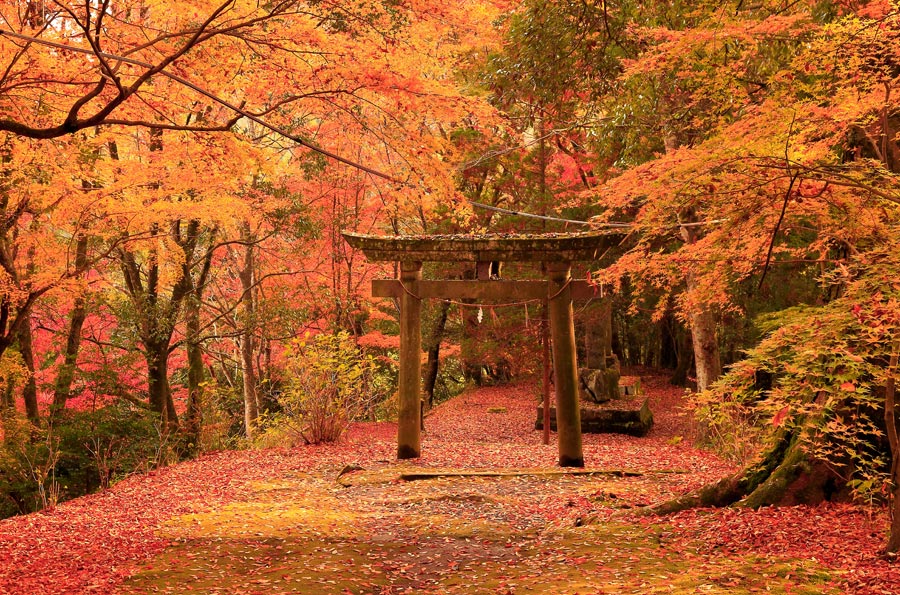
696, 245, 900, 502
0, 415, 60, 516
264, 332, 378, 445
53, 402, 164, 490
197, 382, 246, 451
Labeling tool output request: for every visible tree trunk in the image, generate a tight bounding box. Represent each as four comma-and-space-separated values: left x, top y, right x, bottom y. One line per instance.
680, 220, 722, 391
687, 288, 722, 391
239, 223, 259, 439
146, 341, 172, 427
51, 297, 87, 415
182, 234, 214, 454
257, 337, 279, 413
659, 312, 678, 370
121, 218, 202, 431
670, 326, 693, 387
51, 235, 89, 418
241, 332, 259, 440
14, 313, 39, 425
2, 380, 12, 409
423, 300, 451, 407
884, 338, 900, 554
651, 426, 830, 515
650, 383, 850, 520
1, 381, 14, 447
183, 294, 204, 452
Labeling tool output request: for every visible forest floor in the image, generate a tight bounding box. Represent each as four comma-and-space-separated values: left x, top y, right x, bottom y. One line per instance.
2, 372, 900, 594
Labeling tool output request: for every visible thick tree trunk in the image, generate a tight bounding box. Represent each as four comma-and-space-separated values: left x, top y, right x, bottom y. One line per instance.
680, 220, 722, 392
14, 313, 39, 425
651, 424, 837, 516
686, 286, 722, 391
146, 342, 173, 428
122, 219, 202, 432
423, 300, 450, 407
52, 235, 89, 418
51, 297, 87, 415
659, 312, 678, 370
165, 379, 178, 424
182, 236, 213, 454
670, 328, 693, 387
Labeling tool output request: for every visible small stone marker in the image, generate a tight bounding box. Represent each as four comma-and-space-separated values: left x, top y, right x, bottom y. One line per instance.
618, 376, 642, 399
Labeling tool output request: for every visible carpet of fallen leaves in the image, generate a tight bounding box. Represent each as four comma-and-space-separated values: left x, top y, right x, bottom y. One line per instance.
1, 370, 899, 594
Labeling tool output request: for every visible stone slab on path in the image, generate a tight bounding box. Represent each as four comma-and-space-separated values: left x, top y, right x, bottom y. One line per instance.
535, 397, 654, 437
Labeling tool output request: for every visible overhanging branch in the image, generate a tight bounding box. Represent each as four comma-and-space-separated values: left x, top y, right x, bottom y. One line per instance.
0, 28, 402, 183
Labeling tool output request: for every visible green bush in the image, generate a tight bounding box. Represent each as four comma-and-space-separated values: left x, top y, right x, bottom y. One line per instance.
54, 402, 163, 490
261, 332, 378, 445
0, 403, 163, 518
0, 415, 59, 517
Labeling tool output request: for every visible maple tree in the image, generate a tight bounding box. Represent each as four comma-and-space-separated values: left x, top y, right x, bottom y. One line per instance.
0, 0, 508, 521
0, 133, 116, 419
560, 0, 900, 552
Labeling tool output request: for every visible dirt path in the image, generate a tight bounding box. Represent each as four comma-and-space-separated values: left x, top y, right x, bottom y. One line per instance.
119, 465, 836, 594
117, 376, 825, 595
3, 373, 899, 594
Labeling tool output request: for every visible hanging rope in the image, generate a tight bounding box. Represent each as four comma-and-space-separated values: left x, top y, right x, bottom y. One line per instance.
393, 278, 574, 308
468, 201, 601, 227
468, 201, 728, 230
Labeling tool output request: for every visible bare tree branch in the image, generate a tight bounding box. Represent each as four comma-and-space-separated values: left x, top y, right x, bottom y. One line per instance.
0, 21, 403, 182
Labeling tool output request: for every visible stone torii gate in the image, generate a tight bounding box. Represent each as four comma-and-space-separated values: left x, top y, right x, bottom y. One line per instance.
343, 231, 619, 468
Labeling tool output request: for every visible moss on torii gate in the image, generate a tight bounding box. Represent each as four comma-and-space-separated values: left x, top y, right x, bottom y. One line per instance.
342, 230, 620, 468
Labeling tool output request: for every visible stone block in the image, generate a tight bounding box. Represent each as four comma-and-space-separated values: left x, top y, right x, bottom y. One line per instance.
535, 397, 653, 437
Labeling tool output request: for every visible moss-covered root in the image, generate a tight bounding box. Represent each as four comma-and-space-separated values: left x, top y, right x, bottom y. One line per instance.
738, 435, 812, 509
648, 473, 746, 515
649, 429, 823, 515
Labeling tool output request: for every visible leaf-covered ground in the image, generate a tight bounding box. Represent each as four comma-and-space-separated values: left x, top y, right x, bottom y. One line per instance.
2, 373, 899, 594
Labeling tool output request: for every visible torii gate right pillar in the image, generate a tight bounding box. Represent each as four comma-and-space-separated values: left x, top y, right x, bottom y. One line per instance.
547, 261, 584, 467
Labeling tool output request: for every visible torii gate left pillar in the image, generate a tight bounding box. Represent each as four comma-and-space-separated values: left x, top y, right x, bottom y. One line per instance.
397, 260, 423, 459
342, 231, 620, 467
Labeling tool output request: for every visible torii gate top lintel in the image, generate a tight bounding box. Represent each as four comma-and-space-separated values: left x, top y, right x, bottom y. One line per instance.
343, 230, 622, 468
341, 230, 619, 262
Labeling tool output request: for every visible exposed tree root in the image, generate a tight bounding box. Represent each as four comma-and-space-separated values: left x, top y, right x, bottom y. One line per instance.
650, 428, 837, 515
